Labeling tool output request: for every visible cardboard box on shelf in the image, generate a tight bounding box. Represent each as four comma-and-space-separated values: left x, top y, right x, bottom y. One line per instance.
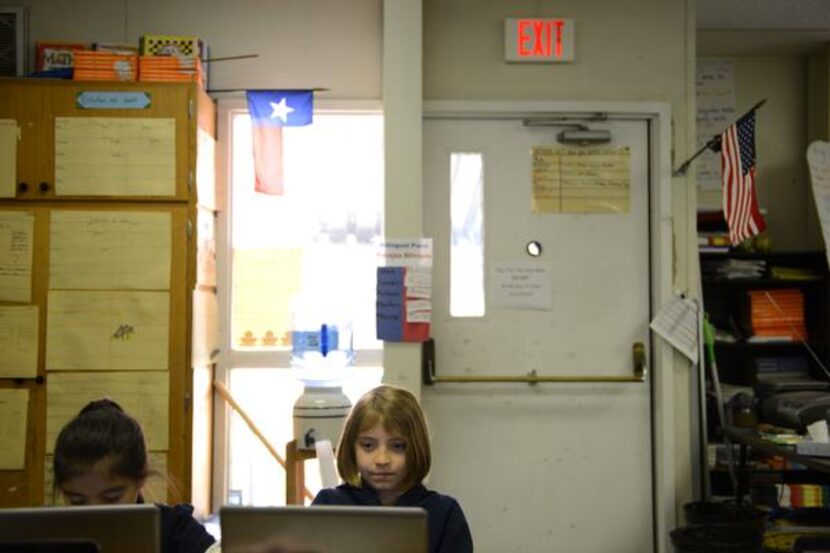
73, 50, 137, 82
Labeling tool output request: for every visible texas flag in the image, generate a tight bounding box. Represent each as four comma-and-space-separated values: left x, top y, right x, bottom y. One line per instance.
246, 90, 313, 195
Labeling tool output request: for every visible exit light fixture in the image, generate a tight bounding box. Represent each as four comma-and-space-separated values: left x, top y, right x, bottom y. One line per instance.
504, 17, 574, 63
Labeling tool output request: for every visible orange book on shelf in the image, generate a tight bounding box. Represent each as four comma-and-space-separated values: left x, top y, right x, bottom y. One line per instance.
748, 289, 807, 340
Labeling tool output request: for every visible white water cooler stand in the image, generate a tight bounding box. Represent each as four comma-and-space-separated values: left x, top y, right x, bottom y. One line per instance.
293, 385, 352, 450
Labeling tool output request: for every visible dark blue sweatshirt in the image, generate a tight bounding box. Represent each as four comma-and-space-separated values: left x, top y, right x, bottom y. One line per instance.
313, 483, 473, 553
157, 503, 216, 553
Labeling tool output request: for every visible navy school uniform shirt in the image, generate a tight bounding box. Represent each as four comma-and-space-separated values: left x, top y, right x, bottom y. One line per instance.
313, 483, 473, 553
157, 503, 216, 553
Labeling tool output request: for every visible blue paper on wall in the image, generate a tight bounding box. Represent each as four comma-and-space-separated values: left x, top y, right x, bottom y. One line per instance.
376, 267, 404, 341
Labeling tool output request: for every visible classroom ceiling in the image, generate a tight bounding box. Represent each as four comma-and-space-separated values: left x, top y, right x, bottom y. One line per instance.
697, 0, 830, 55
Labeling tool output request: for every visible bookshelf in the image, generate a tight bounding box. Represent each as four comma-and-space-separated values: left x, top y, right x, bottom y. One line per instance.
700, 250, 830, 504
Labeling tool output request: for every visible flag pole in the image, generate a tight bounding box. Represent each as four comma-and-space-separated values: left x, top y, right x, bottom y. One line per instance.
673, 99, 767, 177
207, 87, 329, 94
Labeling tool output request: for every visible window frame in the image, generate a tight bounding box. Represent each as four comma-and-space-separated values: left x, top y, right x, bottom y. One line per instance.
212, 98, 385, 510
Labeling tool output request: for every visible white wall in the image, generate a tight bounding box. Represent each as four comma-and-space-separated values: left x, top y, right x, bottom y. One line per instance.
18, 0, 382, 98
697, 55, 820, 251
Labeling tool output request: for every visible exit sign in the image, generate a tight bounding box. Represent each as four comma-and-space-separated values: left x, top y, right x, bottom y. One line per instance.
504, 18, 574, 63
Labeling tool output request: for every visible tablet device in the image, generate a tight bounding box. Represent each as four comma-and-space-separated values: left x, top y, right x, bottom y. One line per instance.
0, 504, 160, 553
220, 505, 428, 553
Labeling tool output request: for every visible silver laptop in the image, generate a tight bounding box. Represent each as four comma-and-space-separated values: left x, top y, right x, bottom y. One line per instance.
0, 504, 160, 553
220, 505, 428, 553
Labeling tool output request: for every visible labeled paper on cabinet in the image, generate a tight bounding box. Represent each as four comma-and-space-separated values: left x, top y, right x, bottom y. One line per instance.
46, 371, 169, 453
49, 210, 171, 290
0, 210, 34, 303
0, 388, 29, 470
531, 146, 631, 213
0, 120, 19, 198
0, 305, 39, 378
46, 290, 169, 372
54, 117, 176, 196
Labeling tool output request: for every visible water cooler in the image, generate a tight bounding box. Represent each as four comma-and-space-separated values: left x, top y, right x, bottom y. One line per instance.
291, 323, 353, 450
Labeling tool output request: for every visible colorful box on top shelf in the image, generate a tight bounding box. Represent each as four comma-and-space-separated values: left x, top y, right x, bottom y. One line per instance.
140, 34, 202, 58
73, 50, 138, 82
138, 56, 204, 86
35, 42, 88, 72
138, 34, 208, 88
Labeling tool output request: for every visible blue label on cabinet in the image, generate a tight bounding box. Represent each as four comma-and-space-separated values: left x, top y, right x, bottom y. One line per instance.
76, 92, 152, 109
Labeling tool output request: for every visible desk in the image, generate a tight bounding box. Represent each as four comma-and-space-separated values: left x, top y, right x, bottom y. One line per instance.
721, 426, 830, 504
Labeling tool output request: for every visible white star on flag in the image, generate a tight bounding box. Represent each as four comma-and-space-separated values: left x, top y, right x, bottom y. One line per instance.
269, 98, 294, 123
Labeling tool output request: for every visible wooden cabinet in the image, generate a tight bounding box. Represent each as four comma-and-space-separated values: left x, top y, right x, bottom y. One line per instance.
0, 78, 216, 510
0, 78, 194, 200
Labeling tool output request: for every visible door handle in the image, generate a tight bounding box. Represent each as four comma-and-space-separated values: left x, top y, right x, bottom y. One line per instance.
423, 338, 648, 385
632, 341, 647, 380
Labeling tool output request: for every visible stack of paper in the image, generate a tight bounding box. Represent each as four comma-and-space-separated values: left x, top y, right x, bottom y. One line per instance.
701, 258, 766, 279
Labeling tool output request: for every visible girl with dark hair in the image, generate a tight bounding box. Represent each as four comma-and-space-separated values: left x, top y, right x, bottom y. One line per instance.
312, 385, 473, 553
53, 398, 217, 553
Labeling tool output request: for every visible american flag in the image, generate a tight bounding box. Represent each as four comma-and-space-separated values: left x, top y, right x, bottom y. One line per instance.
720, 110, 766, 245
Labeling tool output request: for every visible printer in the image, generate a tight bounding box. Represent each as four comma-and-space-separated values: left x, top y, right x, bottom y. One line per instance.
755, 378, 830, 430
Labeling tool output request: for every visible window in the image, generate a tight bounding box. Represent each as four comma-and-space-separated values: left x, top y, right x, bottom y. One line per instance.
450, 152, 485, 317
216, 101, 384, 507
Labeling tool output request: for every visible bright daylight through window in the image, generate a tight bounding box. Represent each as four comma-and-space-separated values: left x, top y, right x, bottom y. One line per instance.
221, 108, 384, 506
450, 152, 484, 317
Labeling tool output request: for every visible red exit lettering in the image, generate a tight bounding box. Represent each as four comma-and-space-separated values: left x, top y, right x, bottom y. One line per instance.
517, 19, 565, 59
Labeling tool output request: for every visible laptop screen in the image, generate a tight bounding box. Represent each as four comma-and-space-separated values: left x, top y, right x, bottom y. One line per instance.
0, 504, 160, 553
0, 541, 100, 553
220, 505, 428, 553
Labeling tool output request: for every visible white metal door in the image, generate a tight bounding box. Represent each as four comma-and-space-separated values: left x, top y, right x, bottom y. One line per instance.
422, 109, 655, 553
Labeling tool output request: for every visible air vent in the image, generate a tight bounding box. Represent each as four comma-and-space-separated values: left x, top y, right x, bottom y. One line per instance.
0, 8, 25, 77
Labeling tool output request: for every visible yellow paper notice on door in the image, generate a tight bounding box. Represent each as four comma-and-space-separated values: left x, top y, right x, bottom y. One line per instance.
531, 146, 630, 213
